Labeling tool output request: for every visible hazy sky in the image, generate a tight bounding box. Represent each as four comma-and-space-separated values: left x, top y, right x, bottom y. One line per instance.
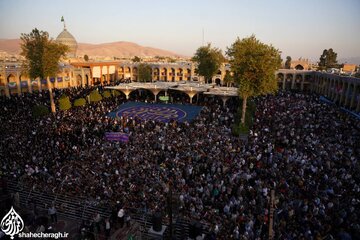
0, 0, 359, 61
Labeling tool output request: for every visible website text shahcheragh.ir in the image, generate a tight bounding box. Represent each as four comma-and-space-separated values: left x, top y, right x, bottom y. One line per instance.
18, 232, 69, 239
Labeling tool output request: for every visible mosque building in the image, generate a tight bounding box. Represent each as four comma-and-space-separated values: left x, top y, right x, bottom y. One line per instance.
56, 17, 77, 58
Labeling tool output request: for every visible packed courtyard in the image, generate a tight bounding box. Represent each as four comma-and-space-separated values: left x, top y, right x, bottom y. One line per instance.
0, 87, 359, 239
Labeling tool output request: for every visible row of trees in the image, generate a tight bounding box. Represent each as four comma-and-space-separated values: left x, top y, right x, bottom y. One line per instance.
31, 89, 121, 118
58, 89, 120, 111
192, 36, 281, 124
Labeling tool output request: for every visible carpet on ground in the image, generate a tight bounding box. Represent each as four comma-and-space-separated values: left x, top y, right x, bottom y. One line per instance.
108, 102, 203, 123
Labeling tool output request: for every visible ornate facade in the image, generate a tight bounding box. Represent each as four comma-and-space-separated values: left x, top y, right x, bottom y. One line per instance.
289, 58, 312, 70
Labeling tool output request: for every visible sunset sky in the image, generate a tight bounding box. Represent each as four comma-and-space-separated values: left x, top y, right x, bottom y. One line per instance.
0, 0, 359, 61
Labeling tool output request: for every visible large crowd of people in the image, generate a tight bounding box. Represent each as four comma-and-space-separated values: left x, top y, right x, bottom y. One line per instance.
0, 85, 359, 239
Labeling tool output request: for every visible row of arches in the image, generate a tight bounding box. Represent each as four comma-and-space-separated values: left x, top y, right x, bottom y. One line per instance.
118, 66, 193, 82
0, 71, 75, 96
0, 73, 30, 83
106, 87, 235, 106
276, 70, 360, 112
276, 71, 313, 91
313, 74, 360, 112
117, 65, 229, 84
76, 74, 91, 86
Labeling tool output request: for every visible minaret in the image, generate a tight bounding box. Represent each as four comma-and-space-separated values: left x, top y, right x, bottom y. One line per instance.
61, 16, 66, 30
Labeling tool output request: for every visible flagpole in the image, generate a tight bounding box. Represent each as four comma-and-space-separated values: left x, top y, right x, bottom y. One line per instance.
61, 16, 66, 30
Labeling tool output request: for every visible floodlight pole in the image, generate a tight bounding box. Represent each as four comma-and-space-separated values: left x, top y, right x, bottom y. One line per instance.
269, 189, 275, 239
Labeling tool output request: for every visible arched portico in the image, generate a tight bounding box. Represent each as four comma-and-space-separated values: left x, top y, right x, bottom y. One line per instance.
215, 78, 221, 86
295, 74, 303, 90
118, 67, 124, 79
0, 73, 10, 97
161, 68, 168, 81
132, 67, 138, 81
186, 69, 191, 81
276, 70, 313, 91
285, 73, 293, 89
125, 67, 131, 80
7, 74, 19, 95
76, 74, 82, 86
308, 71, 360, 113
153, 68, 160, 81
177, 68, 183, 81
170, 68, 176, 82
86, 75, 91, 86
277, 73, 285, 89
295, 64, 304, 70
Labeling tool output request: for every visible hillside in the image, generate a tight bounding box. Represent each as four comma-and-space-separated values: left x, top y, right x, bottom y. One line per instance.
0, 39, 182, 58
77, 41, 181, 58
0, 39, 22, 54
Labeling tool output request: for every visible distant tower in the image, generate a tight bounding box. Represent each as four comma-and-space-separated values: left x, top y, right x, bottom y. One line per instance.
56, 16, 77, 58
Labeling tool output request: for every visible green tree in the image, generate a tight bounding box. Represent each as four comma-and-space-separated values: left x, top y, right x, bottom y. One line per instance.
74, 98, 86, 107
137, 63, 153, 82
318, 48, 338, 70
102, 90, 112, 98
285, 56, 292, 69
84, 54, 89, 61
89, 90, 103, 102
223, 71, 234, 87
20, 28, 68, 112
32, 105, 50, 118
111, 90, 121, 97
192, 43, 225, 83
132, 56, 141, 62
58, 95, 72, 110
227, 35, 281, 124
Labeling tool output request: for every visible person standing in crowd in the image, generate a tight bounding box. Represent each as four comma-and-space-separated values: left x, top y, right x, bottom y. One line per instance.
93, 212, 102, 234
117, 208, 125, 228
125, 214, 131, 228
105, 218, 111, 239
48, 203, 57, 224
